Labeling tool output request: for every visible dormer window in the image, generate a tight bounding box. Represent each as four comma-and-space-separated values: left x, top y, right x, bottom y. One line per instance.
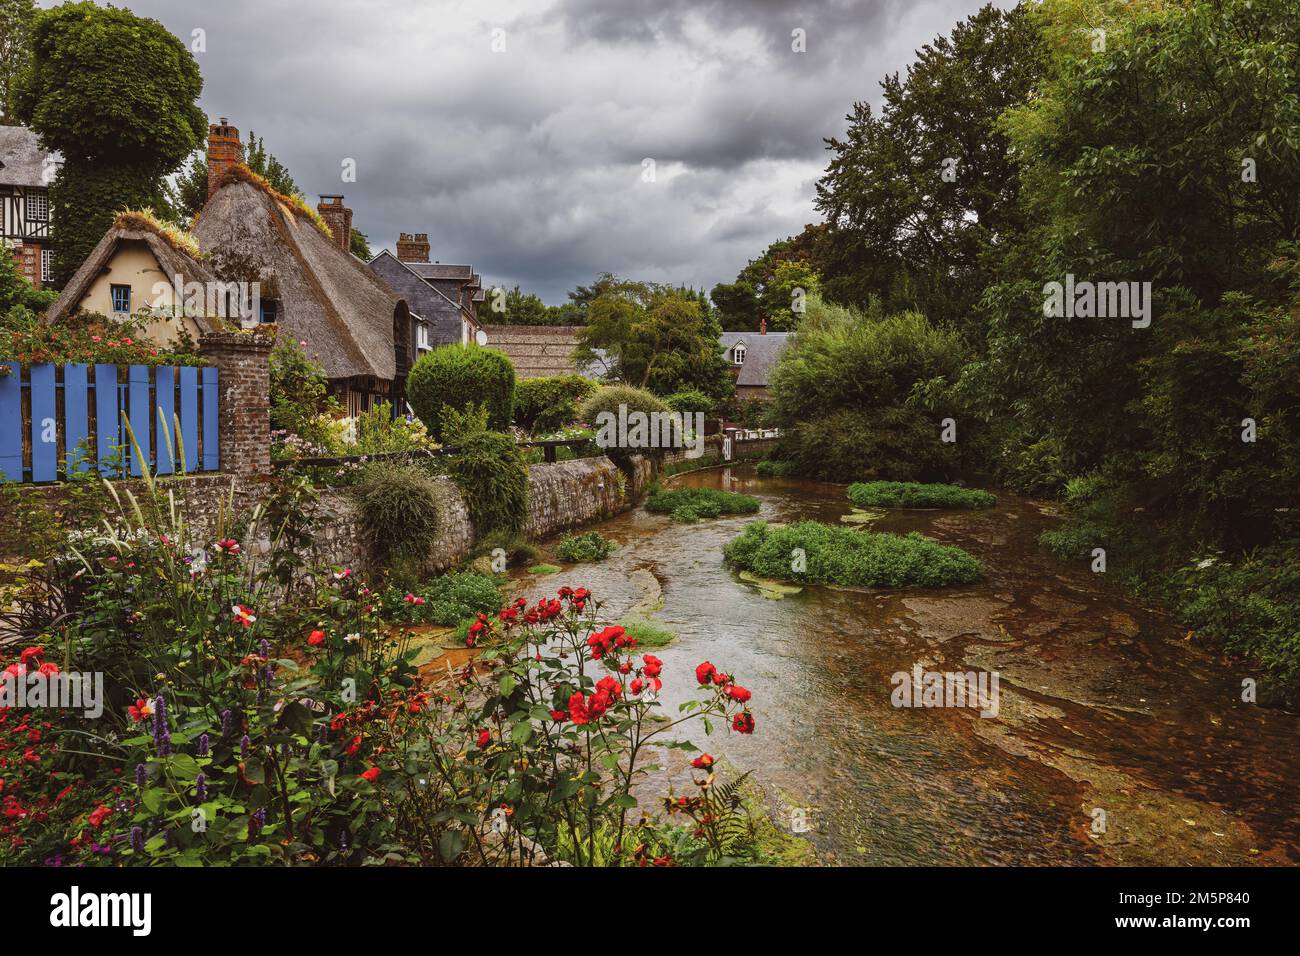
733, 343, 746, 365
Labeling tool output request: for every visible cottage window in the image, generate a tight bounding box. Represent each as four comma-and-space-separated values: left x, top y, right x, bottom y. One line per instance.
110, 284, 132, 315
733, 343, 746, 365
27, 192, 49, 222
40, 248, 52, 283
259, 299, 279, 324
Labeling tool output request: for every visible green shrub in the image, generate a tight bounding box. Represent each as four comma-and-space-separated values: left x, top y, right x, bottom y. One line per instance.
847, 481, 996, 509
1168, 543, 1300, 682
352, 462, 442, 567
383, 572, 502, 626
662, 389, 715, 415
555, 531, 616, 562
646, 487, 760, 523
438, 402, 492, 445
724, 520, 983, 588
528, 563, 561, 575
407, 344, 516, 440
469, 530, 539, 569
444, 430, 529, 536
776, 406, 958, 483
754, 459, 794, 478
578, 384, 668, 424
515, 375, 598, 433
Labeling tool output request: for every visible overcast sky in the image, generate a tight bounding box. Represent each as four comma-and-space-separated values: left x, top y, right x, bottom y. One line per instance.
62, 0, 1008, 304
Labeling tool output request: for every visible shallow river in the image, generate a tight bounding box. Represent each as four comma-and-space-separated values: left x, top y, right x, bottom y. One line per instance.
505, 466, 1299, 865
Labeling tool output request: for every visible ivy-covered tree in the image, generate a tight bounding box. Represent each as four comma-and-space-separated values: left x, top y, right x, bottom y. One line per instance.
0, 0, 37, 121
14, 2, 205, 286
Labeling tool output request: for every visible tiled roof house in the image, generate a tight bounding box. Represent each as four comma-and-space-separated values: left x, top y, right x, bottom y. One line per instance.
720, 328, 793, 399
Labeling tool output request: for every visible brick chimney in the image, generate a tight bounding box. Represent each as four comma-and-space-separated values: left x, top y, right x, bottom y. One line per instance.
317, 196, 353, 251
396, 232, 431, 263
207, 118, 243, 201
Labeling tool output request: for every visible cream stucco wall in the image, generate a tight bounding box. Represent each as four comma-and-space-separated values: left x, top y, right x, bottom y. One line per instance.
74, 240, 206, 347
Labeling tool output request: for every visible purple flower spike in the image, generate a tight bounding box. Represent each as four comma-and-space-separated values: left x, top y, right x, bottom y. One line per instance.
196, 733, 209, 757
195, 772, 207, 801
135, 762, 147, 787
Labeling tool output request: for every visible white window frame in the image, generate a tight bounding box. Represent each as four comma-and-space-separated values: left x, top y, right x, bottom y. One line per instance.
40, 247, 52, 283
27, 192, 49, 222
733, 343, 746, 365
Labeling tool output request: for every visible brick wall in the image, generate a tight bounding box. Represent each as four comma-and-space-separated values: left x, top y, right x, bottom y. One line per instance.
198, 332, 273, 476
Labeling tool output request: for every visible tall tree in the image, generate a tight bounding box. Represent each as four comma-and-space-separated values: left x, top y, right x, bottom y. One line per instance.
0, 0, 36, 120
814, 3, 1047, 331
15, 2, 205, 285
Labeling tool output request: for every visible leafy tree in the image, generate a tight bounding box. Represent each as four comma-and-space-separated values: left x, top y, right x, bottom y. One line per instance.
349, 228, 372, 260
712, 225, 825, 331
172, 129, 300, 222
0, 0, 36, 120
481, 285, 568, 325
14, 2, 205, 285
814, 3, 1047, 331
575, 280, 731, 398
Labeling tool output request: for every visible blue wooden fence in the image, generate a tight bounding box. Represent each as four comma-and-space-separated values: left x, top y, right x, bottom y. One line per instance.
0, 363, 219, 482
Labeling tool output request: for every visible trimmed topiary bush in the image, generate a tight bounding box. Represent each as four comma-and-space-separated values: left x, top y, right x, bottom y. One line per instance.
555, 531, 615, 562
724, 520, 983, 588
407, 344, 516, 441
646, 487, 760, 523
352, 462, 442, 567
578, 384, 668, 424
662, 389, 715, 415
847, 481, 996, 509
514, 374, 599, 433
444, 430, 529, 536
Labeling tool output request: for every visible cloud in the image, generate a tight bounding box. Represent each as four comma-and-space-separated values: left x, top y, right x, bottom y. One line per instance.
63, 0, 1010, 302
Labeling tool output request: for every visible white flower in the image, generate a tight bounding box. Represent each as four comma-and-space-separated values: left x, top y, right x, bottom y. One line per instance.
344, 633, 361, 643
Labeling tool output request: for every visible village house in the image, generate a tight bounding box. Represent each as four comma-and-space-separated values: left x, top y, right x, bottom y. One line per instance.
0, 125, 58, 289
44, 119, 415, 417
720, 322, 792, 400
367, 232, 483, 356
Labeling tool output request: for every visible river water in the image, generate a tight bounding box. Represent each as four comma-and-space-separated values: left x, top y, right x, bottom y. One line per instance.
505, 466, 1299, 865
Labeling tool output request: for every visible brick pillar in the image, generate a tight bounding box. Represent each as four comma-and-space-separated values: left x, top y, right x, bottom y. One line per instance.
207, 118, 243, 201
199, 332, 273, 476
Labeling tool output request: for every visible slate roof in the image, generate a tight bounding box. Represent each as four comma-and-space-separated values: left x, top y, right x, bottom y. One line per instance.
367, 250, 465, 347
0, 125, 59, 188
719, 331, 793, 388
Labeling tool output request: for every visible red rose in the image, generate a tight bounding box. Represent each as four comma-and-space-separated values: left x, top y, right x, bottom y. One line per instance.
595, 675, 622, 701
731, 712, 755, 734
695, 661, 716, 685
691, 753, 715, 770
88, 805, 112, 828
477, 729, 492, 748
642, 654, 663, 678
360, 767, 381, 782
307, 630, 326, 647
726, 684, 751, 703
568, 691, 590, 725
630, 678, 644, 695
549, 709, 566, 721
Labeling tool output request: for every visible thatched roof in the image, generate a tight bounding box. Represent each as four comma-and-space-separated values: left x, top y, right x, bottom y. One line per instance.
193, 172, 407, 381
0, 125, 59, 188
479, 325, 601, 379
44, 217, 222, 330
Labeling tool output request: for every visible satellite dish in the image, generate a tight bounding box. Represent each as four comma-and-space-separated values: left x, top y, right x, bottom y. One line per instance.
475, 329, 488, 346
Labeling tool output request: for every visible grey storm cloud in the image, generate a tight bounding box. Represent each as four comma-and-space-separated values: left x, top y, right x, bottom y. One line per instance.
56, 0, 1010, 302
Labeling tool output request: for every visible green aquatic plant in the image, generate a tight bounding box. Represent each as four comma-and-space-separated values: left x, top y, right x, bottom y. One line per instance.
847, 481, 996, 510
724, 520, 983, 588
646, 487, 760, 523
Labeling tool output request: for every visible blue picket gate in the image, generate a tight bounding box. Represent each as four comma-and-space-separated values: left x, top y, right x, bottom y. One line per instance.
0, 362, 219, 482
